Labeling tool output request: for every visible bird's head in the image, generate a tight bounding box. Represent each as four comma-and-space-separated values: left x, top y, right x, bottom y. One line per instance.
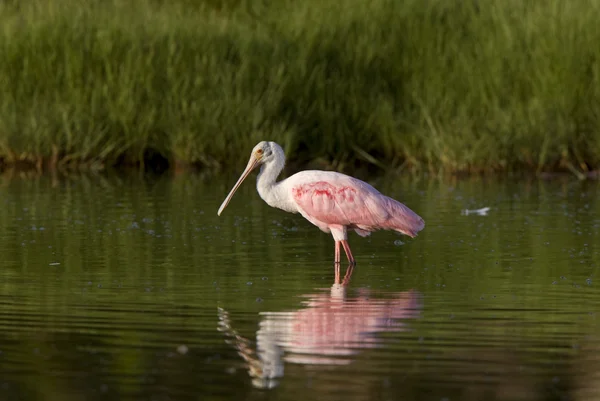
217, 141, 284, 216
251, 141, 283, 165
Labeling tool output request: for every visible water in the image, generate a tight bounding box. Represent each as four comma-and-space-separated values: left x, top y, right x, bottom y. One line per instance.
0, 172, 598, 401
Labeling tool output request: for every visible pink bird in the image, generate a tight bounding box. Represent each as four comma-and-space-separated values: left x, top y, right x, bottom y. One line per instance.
217, 141, 425, 265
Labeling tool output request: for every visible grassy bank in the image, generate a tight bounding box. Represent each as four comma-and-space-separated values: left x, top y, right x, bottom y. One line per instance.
1, 0, 600, 174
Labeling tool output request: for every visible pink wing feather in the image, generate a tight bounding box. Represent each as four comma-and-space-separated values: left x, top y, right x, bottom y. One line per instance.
290, 175, 425, 237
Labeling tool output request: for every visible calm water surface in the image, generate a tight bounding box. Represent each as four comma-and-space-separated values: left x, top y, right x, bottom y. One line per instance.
0, 172, 598, 401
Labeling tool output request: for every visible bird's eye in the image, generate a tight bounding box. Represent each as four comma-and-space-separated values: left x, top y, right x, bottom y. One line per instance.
256, 149, 263, 155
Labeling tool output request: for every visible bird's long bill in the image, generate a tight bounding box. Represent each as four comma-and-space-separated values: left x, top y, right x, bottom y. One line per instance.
217, 155, 260, 216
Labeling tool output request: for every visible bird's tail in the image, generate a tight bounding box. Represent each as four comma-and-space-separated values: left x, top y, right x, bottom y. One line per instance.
385, 196, 425, 238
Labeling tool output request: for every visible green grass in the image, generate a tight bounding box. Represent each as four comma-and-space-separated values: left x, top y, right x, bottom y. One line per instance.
1, 0, 600, 174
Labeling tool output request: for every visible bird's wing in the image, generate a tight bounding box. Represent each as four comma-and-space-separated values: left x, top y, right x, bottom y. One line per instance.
290, 177, 389, 228
289, 173, 424, 237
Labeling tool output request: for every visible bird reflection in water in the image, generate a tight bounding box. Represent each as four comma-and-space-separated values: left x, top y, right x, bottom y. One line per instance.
217, 266, 422, 389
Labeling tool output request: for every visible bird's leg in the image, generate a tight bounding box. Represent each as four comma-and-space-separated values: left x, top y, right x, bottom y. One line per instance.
334, 263, 341, 285
334, 241, 341, 265
341, 240, 356, 265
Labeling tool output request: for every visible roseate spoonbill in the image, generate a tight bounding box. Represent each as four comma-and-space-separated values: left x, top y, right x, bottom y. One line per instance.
217, 141, 425, 265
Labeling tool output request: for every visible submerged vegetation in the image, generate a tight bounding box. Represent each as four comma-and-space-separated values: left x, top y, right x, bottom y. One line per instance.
0, 0, 599, 174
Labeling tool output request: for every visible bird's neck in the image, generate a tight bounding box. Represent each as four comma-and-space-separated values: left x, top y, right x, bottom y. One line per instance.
256, 156, 287, 210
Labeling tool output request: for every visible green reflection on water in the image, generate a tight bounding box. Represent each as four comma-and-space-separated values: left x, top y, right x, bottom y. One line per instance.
0, 173, 598, 401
